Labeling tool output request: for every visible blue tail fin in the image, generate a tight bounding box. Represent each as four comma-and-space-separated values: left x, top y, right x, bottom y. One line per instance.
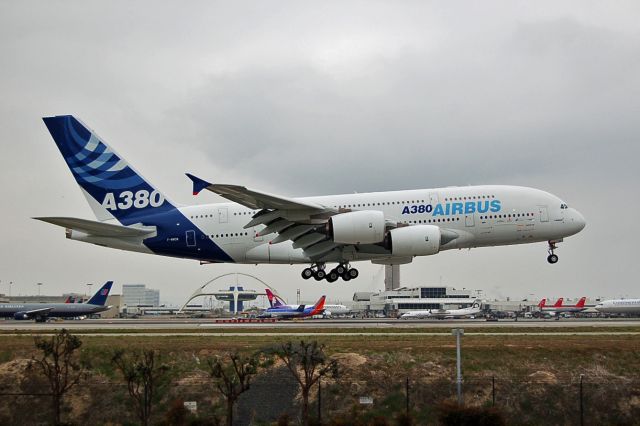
87, 281, 113, 306
42, 115, 175, 225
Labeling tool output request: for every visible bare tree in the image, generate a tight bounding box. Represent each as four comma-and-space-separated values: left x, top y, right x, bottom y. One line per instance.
207, 351, 260, 426
274, 340, 338, 426
31, 328, 85, 425
112, 348, 170, 426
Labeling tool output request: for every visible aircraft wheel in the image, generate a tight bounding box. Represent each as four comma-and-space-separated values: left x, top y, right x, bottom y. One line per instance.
315, 269, 326, 281
547, 254, 558, 264
348, 268, 359, 279
327, 271, 339, 282
336, 264, 346, 275
341, 272, 352, 281
302, 268, 314, 279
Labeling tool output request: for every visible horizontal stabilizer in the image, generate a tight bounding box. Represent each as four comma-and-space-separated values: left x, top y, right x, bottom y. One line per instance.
34, 217, 156, 237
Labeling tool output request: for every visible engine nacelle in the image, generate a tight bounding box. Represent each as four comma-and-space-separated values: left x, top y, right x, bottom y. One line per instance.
13, 312, 29, 320
328, 210, 385, 245
386, 225, 441, 257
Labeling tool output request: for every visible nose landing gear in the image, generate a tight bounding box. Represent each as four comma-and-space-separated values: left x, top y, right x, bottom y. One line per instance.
547, 241, 559, 264
301, 263, 359, 282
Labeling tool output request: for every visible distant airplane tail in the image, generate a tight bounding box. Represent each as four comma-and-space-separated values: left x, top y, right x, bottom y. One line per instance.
86, 281, 113, 306
265, 289, 285, 308
576, 297, 587, 308
42, 116, 176, 225
309, 295, 326, 316
553, 298, 564, 308
538, 298, 546, 308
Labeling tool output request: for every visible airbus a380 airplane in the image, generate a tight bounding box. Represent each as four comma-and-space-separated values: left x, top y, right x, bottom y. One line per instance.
37, 116, 586, 282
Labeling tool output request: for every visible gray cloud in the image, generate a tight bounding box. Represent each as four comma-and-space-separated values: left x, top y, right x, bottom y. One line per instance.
1, 1, 639, 304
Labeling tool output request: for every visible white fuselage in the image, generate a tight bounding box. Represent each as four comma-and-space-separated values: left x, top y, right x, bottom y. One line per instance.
323, 304, 350, 315
171, 185, 584, 264
401, 305, 483, 319
595, 300, 640, 314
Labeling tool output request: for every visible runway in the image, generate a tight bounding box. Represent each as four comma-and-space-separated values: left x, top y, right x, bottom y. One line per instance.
1, 317, 640, 333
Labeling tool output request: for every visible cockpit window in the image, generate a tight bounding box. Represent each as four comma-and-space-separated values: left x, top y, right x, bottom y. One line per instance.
560, 203, 568, 209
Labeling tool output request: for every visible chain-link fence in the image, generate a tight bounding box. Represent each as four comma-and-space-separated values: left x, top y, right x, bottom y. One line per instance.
2, 374, 639, 425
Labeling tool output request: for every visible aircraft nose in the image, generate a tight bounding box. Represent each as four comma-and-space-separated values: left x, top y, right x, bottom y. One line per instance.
569, 208, 586, 234
574, 209, 586, 231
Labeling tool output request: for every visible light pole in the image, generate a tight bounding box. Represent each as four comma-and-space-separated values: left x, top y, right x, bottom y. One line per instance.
8, 281, 12, 298
452, 328, 464, 405
37, 282, 43, 301
86, 283, 93, 301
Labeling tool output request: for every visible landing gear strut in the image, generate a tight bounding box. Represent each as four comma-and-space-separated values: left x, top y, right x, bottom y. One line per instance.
301, 263, 359, 282
547, 241, 559, 264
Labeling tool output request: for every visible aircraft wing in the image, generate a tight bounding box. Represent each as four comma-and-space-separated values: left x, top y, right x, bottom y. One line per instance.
187, 174, 326, 211
24, 307, 54, 317
187, 173, 355, 260
34, 217, 156, 238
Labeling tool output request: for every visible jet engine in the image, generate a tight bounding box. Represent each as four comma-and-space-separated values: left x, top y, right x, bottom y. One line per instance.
328, 210, 385, 245
385, 225, 442, 257
13, 312, 30, 320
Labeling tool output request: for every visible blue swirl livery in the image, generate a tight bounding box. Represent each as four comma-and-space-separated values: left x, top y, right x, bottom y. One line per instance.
42, 115, 232, 263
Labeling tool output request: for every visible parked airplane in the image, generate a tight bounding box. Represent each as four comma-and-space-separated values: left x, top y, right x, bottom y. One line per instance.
537, 298, 564, 312
595, 299, 640, 314
259, 289, 326, 319
37, 116, 586, 282
400, 300, 483, 319
538, 297, 587, 318
323, 304, 351, 317
0, 281, 113, 322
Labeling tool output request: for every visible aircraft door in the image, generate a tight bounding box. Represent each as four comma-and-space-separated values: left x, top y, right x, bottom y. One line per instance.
185, 230, 196, 247
538, 206, 549, 222
465, 213, 475, 227
218, 207, 228, 223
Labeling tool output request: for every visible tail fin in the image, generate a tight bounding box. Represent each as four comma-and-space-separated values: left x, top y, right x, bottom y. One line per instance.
265, 289, 285, 308
310, 295, 326, 315
265, 289, 275, 308
87, 281, 113, 306
538, 298, 546, 308
42, 116, 175, 225
576, 297, 587, 308
553, 298, 564, 308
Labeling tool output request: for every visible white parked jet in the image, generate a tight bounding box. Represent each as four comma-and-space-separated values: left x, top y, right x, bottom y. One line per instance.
37, 116, 586, 282
322, 304, 351, 317
595, 299, 640, 314
401, 300, 484, 319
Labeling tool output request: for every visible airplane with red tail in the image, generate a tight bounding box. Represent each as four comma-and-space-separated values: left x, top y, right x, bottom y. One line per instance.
259, 289, 326, 319
538, 297, 587, 316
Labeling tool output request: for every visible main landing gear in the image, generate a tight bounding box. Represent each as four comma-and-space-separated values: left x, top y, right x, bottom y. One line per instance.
547, 240, 559, 264
301, 263, 359, 282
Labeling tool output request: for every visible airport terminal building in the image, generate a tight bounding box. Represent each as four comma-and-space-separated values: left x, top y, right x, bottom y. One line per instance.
352, 286, 478, 316
122, 284, 160, 307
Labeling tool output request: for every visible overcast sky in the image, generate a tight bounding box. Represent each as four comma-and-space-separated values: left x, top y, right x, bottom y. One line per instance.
1, 1, 639, 305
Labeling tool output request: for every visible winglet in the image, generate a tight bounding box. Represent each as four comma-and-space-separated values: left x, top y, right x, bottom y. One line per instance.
185, 173, 212, 196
